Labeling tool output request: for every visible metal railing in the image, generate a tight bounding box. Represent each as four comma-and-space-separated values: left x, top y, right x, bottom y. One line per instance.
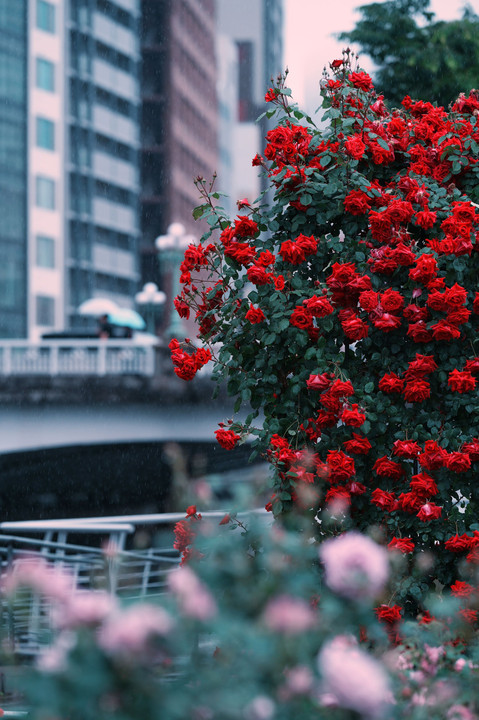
0, 511, 267, 657
0, 340, 158, 377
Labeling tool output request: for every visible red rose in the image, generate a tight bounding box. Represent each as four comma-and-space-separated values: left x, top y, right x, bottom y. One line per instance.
247, 266, 271, 286
306, 373, 333, 391
274, 275, 285, 291
392, 440, 421, 458
410, 472, 438, 498
376, 604, 402, 625
409, 254, 438, 284
373, 313, 402, 332
343, 433, 372, 455
326, 450, 356, 483
414, 209, 437, 229
445, 452, 471, 473
451, 581, 475, 598
329, 379, 354, 397
419, 440, 448, 471
405, 354, 437, 379
234, 215, 259, 238
371, 488, 397, 511
379, 373, 404, 393
344, 134, 366, 160
341, 315, 369, 340
245, 304, 265, 324
290, 306, 313, 331
445, 534, 474, 552
303, 295, 334, 318
388, 537, 415, 553
215, 428, 241, 450
359, 290, 379, 311
373, 457, 404, 479
340, 404, 366, 427
462, 438, 479, 461
407, 321, 433, 343
348, 71, 374, 91
448, 369, 476, 393
403, 379, 430, 402
343, 189, 371, 215
380, 289, 404, 312
417, 502, 442, 521
444, 283, 468, 308
431, 320, 461, 341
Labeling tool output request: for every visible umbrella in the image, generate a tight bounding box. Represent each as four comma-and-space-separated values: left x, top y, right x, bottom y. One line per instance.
107, 308, 146, 330
78, 298, 119, 317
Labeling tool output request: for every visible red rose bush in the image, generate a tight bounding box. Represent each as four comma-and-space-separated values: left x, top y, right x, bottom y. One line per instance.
172, 51, 479, 624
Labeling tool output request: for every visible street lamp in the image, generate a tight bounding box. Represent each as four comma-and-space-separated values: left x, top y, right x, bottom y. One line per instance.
155, 222, 195, 338
135, 282, 166, 335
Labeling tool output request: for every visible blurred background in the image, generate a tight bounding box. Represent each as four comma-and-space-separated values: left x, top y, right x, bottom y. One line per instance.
0, 0, 476, 520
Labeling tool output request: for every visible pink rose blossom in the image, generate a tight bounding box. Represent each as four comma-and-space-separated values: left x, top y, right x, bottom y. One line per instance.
99, 603, 175, 655
318, 635, 392, 718
319, 532, 389, 600
263, 594, 317, 634
168, 566, 217, 620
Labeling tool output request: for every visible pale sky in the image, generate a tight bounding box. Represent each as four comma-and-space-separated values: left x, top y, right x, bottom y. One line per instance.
284, 0, 476, 116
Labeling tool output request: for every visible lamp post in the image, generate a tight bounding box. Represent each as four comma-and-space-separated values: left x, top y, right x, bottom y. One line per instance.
135, 282, 166, 335
155, 222, 195, 338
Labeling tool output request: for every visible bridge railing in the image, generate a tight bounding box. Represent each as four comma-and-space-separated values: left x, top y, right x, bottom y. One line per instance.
0, 340, 158, 377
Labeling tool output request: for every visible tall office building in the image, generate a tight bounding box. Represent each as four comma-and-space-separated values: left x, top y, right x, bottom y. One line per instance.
0, 0, 142, 340
140, 0, 218, 285
217, 0, 284, 206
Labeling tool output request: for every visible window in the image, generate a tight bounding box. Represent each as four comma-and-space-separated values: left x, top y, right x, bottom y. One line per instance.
36, 117, 55, 150
36, 57, 55, 92
36, 295, 55, 326
36, 235, 55, 268
35, 176, 55, 209
36, 0, 56, 33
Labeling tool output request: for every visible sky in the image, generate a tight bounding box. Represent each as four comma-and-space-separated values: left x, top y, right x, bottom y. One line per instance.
284, 0, 474, 116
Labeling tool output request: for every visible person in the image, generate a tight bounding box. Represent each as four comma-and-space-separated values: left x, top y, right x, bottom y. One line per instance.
97, 314, 112, 339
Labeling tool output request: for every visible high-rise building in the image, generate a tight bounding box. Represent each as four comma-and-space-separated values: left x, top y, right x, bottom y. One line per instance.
217, 0, 284, 206
0, 0, 142, 340
140, 0, 218, 285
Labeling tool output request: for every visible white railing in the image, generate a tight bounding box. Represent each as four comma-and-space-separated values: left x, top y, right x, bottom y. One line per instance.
0, 340, 158, 377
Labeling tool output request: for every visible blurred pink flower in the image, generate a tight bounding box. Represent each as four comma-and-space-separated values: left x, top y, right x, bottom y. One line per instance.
263, 594, 317, 634
168, 566, 217, 620
36, 631, 76, 673
318, 635, 392, 718
447, 705, 477, 720
319, 532, 389, 600
99, 602, 175, 655
244, 695, 275, 720
53, 590, 117, 629
283, 665, 314, 696
2, 557, 74, 602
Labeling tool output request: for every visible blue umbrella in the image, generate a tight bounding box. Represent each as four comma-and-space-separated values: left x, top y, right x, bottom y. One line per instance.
107, 308, 146, 330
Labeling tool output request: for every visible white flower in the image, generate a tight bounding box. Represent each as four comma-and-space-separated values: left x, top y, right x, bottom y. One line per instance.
319, 532, 389, 600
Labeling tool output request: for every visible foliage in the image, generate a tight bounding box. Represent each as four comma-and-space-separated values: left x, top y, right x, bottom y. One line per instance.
338, 0, 479, 108
171, 51, 479, 621
7, 513, 479, 719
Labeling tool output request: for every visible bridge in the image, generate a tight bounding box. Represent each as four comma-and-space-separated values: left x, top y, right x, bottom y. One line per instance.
0, 339, 266, 523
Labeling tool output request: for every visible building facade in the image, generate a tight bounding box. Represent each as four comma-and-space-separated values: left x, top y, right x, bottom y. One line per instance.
0, 0, 142, 340
217, 0, 284, 206
140, 0, 218, 286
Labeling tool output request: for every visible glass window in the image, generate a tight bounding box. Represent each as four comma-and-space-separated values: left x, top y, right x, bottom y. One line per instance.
36, 116, 55, 150
36, 295, 55, 326
36, 57, 55, 92
36, 0, 56, 33
35, 176, 55, 209
36, 235, 55, 268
